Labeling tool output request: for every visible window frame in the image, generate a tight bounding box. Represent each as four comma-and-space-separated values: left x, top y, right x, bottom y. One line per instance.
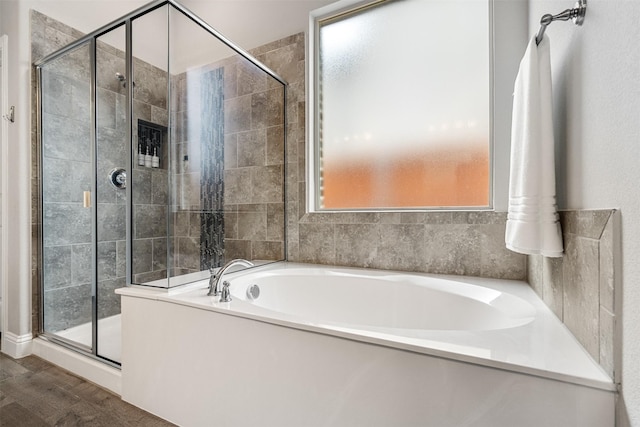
306, 0, 517, 213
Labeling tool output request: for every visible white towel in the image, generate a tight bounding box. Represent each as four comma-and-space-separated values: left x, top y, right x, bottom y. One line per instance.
505, 35, 563, 257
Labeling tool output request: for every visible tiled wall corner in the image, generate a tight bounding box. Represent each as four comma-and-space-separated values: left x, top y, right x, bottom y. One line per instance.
527, 209, 619, 379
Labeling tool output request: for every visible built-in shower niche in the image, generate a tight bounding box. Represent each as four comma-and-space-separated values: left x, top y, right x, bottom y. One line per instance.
137, 120, 166, 169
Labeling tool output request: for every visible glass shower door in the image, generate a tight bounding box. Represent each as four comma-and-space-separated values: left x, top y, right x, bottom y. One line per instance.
37, 0, 286, 366
95, 25, 127, 363
40, 26, 128, 363
40, 41, 93, 352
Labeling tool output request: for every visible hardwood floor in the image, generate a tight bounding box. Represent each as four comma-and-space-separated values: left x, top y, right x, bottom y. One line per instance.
0, 352, 175, 426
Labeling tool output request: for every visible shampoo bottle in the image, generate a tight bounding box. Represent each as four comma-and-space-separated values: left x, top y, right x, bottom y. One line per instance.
152, 147, 159, 168
144, 145, 152, 168
138, 143, 145, 166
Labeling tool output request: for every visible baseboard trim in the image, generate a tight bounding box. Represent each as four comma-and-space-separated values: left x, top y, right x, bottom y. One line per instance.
1, 331, 33, 358
32, 337, 122, 395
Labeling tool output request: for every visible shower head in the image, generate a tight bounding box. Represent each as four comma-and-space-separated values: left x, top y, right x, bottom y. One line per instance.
115, 72, 134, 88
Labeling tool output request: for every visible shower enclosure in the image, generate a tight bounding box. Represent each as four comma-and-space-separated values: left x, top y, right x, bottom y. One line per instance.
35, 0, 286, 365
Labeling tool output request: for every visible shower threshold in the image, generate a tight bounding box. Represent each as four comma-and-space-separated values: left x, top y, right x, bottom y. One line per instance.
55, 314, 121, 363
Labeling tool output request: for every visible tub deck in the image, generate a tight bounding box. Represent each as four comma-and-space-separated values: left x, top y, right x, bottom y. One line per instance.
117, 262, 616, 426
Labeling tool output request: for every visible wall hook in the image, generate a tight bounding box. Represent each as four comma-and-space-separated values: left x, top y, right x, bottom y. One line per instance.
3, 105, 14, 123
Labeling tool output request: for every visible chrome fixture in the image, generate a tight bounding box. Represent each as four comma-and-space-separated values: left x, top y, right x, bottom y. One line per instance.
535, 0, 587, 45
246, 284, 260, 300
219, 281, 232, 303
208, 259, 254, 297
108, 168, 127, 189
208, 267, 217, 295
115, 72, 134, 88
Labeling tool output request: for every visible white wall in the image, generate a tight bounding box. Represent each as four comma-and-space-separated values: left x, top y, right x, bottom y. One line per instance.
0, 35, 5, 334
527, 0, 640, 424
0, 0, 34, 357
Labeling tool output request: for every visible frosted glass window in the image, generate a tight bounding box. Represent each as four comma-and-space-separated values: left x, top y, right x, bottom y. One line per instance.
316, 0, 490, 210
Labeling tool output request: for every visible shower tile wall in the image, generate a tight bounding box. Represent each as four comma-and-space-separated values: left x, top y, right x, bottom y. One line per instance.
32, 12, 91, 332
171, 53, 285, 270
222, 54, 285, 261
528, 209, 619, 379
31, 11, 169, 332
30, 11, 91, 332
131, 57, 169, 284
32, 10, 286, 310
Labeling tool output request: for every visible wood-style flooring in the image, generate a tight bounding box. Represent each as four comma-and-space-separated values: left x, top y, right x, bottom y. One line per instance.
0, 351, 175, 426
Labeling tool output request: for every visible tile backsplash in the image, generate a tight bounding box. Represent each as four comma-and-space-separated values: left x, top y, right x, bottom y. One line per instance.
292, 211, 526, 279
528, 209, 620, 379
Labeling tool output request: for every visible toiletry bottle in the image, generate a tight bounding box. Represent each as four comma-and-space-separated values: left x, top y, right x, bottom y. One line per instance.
144, 145, 152, 168
152, 147, 159, 168
138, 143, 144, 166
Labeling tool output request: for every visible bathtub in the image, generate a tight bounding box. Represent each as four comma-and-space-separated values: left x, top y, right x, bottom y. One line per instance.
117, 262, 615, 426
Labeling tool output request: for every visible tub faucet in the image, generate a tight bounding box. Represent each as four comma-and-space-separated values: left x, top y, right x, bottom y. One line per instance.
208, 259, 254, 297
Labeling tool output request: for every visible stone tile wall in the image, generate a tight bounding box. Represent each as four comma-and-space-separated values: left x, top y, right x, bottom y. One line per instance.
172, 51, 286, 268
221, 52, 285, 262
131, 56, 169, 284
32, 12, 91, 333
528, 210, 620, 379
31, 11, 169, 331
254, 32, 527, 280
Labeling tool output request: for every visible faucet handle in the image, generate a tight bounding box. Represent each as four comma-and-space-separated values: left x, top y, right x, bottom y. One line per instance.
220, 281, 232, 303
207, 267, 219, 296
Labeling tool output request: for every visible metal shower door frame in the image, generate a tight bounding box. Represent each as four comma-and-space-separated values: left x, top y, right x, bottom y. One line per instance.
34, 0, 287, 366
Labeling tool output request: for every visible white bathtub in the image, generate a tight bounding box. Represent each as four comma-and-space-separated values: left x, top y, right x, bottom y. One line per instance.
118, 262, 615, 426
227, 266, 536, 332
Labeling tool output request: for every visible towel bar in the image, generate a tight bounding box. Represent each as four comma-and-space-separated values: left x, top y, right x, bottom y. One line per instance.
535, 0, 587, 45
